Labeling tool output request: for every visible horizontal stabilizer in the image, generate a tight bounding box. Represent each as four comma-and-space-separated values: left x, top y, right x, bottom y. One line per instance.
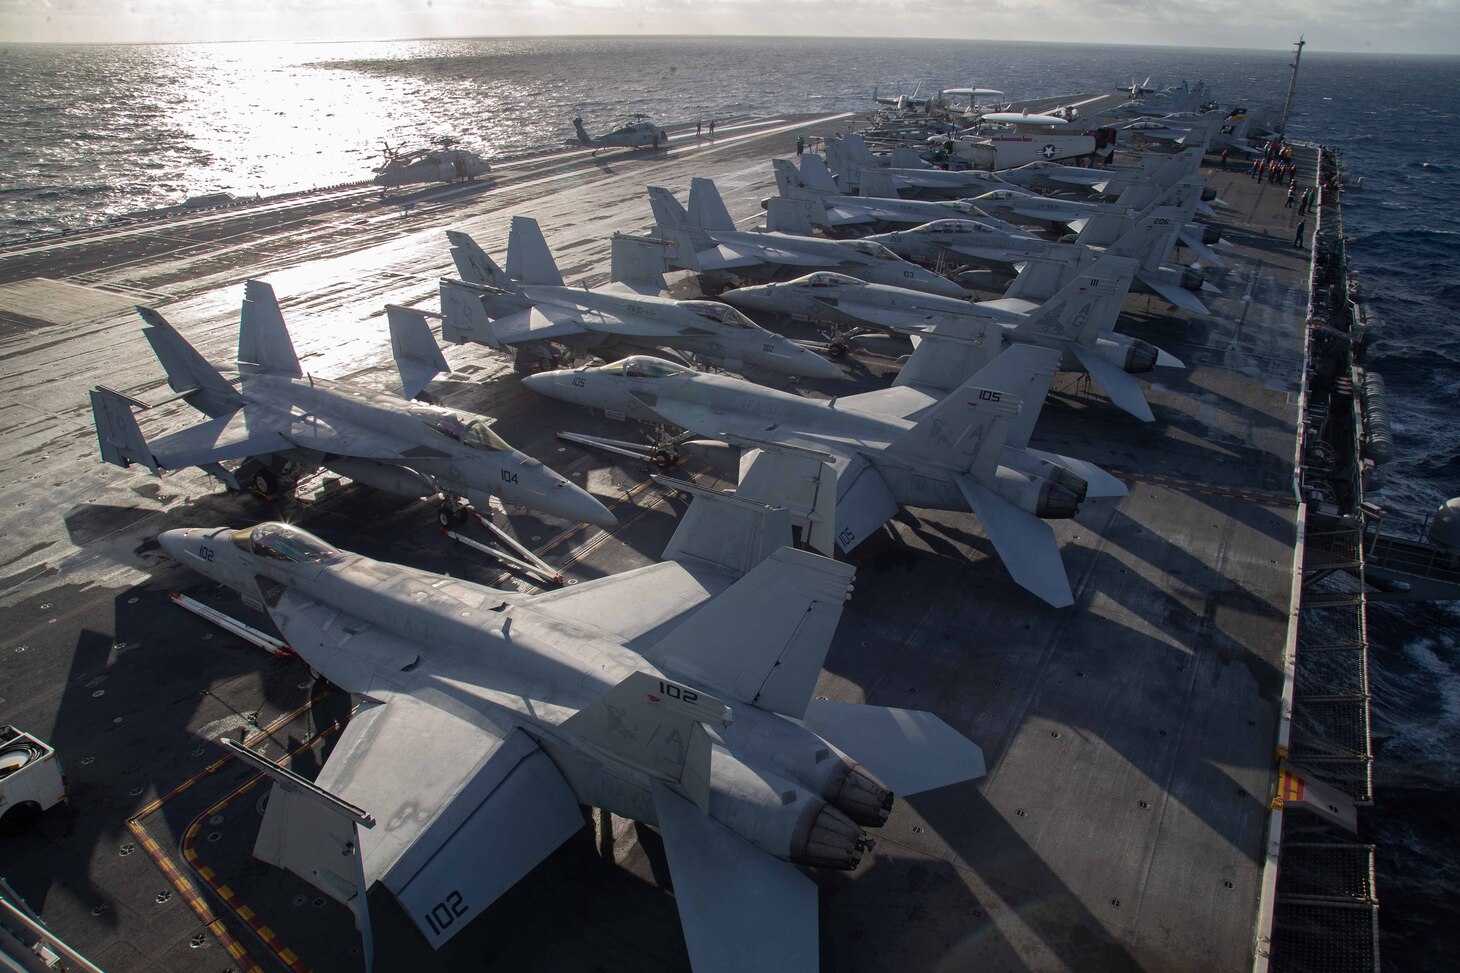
659, 474, 795, 576
1139, 271, 1210, 315
238, 280, 302, 377
650, 547, 854, 720
956, 474, 1074, 607
832, 455, 899, 553
652, 783, 818, 973
135, 406, 291, 473
388, 305, 449, 399
735, 446, 837, 556
1071, 343, 1155, 422
90, 387, 158, 472
799, 700, 987, 795
1177, 227, 1224, 267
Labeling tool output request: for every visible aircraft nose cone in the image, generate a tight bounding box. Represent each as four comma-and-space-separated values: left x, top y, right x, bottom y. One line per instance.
796, 348, 847, 381
159, 528, 192, 562
566, 486, 617, 529
920, 273, 969, 298
718, 286, 770, 311
521, 370, 569, 398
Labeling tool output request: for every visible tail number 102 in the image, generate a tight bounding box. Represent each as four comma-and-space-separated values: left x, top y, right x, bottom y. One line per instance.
424, 890, 468, 935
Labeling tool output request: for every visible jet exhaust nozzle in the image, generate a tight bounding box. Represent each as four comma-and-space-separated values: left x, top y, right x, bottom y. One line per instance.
1179, 267, 1205, 292
1037, 478, 1084, 519
1200, 225, 1221, 245
1125, 341, 1160, 374
827, 762, 895, 827
796, 803, 871, 871
1200, 187, 1218, 202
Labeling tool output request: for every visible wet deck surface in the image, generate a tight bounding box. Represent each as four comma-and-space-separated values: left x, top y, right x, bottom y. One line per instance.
0, 118, 1312, 972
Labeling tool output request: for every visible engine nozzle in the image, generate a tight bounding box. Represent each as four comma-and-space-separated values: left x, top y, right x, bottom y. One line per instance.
1037, 476, 1085, 519
1179, 267, 1205, 292
1199, 224, 1221, 245
828, 763, 895, 827
1200, 187, 1217, 202
796, 803, 872, 870
1125, 340, 1159, 374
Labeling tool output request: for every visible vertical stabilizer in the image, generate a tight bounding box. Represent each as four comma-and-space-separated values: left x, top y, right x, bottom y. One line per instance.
797, 153, 841, 194
857, 167, 900, 200
506, 216, 566, 287
688, 177, 736, 231
1011, 256, 1136, 346
887, 346, 1058, 480
609, 233, 669, 294
137, 307, 240, 415
447, 230, 518, 291
238, 281, 302, 378
765, 197, 816, 236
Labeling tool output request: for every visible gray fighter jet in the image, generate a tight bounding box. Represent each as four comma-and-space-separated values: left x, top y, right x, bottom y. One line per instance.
569, 114, 668, 154
526, 336, 1128, 606
720, 253, 1182, 422
770, 156, 1036, 237
646, 178, 966, 296
439, 219, 842, 380
160, 488, 987, 972
827, 134, 1110, 196
89, 281, 613, 527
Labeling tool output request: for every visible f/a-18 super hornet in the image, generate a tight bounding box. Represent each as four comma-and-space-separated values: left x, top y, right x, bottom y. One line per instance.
162, 486, 987, 971
826, 134, 1110, 196
526, 329, 1127, 606
372, 138, 490, 188
770, 156, 1035, 237
438, 219, 842, 379
569, 114, 669, 154
89, 281, 613, 527
720, 253, 1182, 422
645, 178, 966, 296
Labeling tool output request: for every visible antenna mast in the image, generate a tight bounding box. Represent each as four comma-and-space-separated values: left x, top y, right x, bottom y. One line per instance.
1278, 36, 1306, 138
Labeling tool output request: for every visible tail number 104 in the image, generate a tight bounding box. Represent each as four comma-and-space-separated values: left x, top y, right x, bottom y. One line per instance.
424, 890, 468, 935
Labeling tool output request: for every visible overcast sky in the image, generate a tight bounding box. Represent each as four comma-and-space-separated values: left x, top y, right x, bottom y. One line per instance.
2, 0, 1457, 55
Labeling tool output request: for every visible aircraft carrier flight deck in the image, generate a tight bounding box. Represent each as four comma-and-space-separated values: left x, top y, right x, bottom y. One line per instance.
0, 109, 1326, 972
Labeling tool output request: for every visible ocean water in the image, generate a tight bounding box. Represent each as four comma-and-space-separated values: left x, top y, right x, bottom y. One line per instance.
1, 36, 1457, 966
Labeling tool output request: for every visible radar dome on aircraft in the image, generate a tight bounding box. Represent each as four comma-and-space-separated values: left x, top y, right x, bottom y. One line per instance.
1427, 497, 1460, 550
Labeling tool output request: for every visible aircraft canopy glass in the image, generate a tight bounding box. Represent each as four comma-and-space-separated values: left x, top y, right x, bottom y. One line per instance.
792, 272, 862, 288
917, 220, 986, 235
232, 524, 344, 564
597, 357, 691, 379
461, 420, 508, 451
840, 240, 898, 260
680, 301, 759, 330
976, 190, 1025, 201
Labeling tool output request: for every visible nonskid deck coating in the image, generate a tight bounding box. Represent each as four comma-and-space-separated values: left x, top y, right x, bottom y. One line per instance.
0, 117, 1310, 972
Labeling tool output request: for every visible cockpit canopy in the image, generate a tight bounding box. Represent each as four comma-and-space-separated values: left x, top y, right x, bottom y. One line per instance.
680, 301, 760, 330
595, 356, 692, 379
975, 189, 1028, 201
788, 272, 863, 288
914, 220, 991, 235
839, 239, 898, 260
411, 407, 509, 451
231, 523, 344, 564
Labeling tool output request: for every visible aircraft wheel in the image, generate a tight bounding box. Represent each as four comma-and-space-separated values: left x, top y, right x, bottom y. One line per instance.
252, 469, 278, 495
650, 449, 675, 469
437, 504, 455, 528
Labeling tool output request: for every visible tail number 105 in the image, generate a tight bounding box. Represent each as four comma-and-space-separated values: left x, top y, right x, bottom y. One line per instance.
423, 890, 468, 936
